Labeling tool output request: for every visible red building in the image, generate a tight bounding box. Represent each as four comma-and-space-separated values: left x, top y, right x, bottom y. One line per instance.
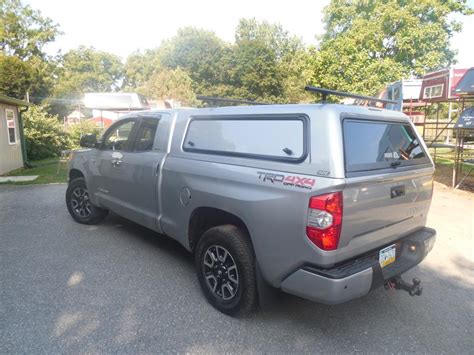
419, 67, 468, 102
87, 116, 113, 129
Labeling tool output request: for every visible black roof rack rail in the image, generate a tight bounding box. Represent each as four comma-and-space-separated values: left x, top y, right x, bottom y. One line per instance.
304, 86, 397, 106
197, 95, 270, 106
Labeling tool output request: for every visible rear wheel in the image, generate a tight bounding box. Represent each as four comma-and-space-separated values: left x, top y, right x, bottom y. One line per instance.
66, 177, 108, 224
195, 225, 258, 316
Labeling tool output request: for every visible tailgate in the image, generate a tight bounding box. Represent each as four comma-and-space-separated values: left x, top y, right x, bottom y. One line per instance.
340, 118, 434, 247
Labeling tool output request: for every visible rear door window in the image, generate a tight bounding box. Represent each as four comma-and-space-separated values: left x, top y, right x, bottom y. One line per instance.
183, 117, 307, 162
133, 118, 159, 152
343, 119, 430, 173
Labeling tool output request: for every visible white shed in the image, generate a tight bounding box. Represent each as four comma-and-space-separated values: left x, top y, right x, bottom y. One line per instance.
0, 95, 30, 175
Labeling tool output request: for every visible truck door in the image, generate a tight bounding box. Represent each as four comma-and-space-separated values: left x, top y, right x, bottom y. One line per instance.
117, 116, 164, 230
93, 117, 138, 211
94, 116, 164, 231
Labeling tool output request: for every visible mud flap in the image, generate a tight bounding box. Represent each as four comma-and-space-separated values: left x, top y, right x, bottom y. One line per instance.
256, 262, 279, 309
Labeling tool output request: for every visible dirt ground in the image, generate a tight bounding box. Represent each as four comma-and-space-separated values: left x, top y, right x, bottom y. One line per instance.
434, 163, 474, 192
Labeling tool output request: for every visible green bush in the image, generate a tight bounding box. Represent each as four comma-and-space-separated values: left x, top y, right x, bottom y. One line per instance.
67, 120, 101, 149
23, 105, 72, 160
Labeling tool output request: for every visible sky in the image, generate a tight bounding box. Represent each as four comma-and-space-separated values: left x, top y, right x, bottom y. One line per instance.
25, 0, 473, 67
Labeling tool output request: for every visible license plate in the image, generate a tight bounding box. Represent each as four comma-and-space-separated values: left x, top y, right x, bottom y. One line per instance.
379, 244, 396, 268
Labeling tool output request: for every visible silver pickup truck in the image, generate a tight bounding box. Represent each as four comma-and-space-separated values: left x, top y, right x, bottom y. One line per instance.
66, 102, 436, 315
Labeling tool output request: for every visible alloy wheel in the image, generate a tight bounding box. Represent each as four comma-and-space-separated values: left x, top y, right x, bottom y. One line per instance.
203, 245, 239, 300
70, 187, 92, 218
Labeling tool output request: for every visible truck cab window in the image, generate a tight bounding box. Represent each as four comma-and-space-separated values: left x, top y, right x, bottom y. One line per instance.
134, 119, 159, 152
102, 120, 136, 151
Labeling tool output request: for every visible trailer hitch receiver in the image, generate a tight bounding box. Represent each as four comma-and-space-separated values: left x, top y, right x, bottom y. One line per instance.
385, 276, 423, 296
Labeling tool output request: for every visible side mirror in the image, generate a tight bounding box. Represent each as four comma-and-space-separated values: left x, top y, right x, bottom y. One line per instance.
80, 134, 97, 148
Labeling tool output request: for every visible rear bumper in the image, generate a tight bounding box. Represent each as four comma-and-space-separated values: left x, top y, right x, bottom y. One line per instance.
280, 227, 436, 305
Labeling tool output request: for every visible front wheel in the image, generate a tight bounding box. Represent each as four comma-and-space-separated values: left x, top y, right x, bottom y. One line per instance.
66, 177, 108, 224
195, 225, 258, 316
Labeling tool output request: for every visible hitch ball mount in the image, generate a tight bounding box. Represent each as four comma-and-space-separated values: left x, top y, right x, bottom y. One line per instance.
385, 276, 423, 296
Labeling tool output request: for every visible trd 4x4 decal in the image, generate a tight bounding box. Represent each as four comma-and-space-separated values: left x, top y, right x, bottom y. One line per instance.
257, 171, 315, 190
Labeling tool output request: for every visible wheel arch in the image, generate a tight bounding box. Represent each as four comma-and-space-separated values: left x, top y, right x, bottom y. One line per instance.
69, 168, 84, 182
188, 207, 252, 253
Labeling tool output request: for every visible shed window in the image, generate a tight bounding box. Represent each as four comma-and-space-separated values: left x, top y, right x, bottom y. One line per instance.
423, 84, 444, 99
183, 117, 306, 162
5, 109, 17, 144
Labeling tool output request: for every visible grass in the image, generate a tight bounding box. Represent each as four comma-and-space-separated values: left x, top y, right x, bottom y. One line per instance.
1, 157, 68, 185
434, 157, 474, 171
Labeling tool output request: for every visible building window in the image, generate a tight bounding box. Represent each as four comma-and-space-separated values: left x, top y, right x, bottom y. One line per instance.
423, 84, 444, 99
5, 109, 17, 144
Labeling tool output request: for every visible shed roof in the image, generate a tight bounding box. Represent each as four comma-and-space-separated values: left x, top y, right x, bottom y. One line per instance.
0, 94, 32, 107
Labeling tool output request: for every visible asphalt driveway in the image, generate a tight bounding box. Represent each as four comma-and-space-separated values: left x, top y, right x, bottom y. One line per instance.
1, 183, 473, 353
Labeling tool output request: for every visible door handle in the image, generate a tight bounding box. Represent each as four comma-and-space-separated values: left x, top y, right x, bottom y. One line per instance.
112, 158, 122, 167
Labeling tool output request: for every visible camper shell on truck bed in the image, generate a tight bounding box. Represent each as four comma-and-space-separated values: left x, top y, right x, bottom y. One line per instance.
67, 101, 436, 315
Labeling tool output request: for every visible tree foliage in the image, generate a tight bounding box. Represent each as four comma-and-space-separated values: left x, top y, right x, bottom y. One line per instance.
67, 119, 101, 149
54, 46, 124, 98
310, 0, 473, 95
51, 46, 124, 117
23, 105, 71, 160
0, 0, 61, 101
140, 68, 197, 106
0, 53, 33, 98
160, 27, 227, 91
1, 0, 61, 60
122, 19, 313, 103
123, 49, 163, 90
226, 18, 311, 102
2, 0, 473, 113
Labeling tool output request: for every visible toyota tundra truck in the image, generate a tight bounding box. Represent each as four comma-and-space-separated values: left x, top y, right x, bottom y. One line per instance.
66, 98, 436, 315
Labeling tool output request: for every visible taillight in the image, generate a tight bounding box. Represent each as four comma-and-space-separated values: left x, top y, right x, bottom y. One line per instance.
306, 192, 343, 251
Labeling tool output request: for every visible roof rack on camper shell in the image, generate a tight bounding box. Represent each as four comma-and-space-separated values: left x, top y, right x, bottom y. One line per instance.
197, 86, 398, 108
197, 95, 270, 106
304, 86, 397, 106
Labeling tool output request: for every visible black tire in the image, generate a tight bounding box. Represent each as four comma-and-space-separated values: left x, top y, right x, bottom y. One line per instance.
66, 177, 108, 225
195, 225, 258, 316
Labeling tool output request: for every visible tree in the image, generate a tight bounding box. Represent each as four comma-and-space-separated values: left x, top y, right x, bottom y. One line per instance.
0, 0, 61, 100
225, 37, 283, 101
160, 27, 227, 90
223, 18, 311, 102
67, 120, 101, 149
235, 18, 302, 60
1, 0, 61, 60
140, 68, 197, 106
280, 49, 315, 103
0, 54, 33, 98
310, 0, 473, 96
123, 48, 164, 90
54, 46, 124, 98
23, 104, 71, 160
122, 20, 312, 103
